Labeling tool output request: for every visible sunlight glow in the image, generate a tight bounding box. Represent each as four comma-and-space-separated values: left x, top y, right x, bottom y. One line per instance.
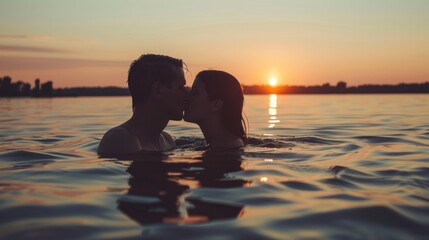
268, 94, 279, 128
269, 94, 277, 108
268, 77, 278, 87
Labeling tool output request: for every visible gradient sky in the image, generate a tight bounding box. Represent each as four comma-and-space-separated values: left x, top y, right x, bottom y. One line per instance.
1, 0, 428, 88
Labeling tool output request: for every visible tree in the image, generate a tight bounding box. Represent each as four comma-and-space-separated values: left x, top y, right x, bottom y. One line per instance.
336, 81, 347, 89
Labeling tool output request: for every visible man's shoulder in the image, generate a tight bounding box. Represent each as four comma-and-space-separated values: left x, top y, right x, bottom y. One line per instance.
160, 131, 176, 151
105, 126, 131, 135
102, 127, 134, 142
98, 126, 141, 155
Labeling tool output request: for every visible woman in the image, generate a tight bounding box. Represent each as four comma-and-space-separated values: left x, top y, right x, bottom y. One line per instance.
184, 70, 247, 150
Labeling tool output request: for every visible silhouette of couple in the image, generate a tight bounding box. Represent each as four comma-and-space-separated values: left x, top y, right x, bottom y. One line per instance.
98, 54, 247, 156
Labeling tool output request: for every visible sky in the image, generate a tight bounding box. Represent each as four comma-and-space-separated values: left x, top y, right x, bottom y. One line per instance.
1, 0, 428, 88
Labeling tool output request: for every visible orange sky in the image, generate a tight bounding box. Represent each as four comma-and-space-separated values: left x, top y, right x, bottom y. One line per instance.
1, 1, 428, 88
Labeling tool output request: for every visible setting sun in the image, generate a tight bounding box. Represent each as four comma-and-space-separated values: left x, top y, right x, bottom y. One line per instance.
268, 77, 278, 87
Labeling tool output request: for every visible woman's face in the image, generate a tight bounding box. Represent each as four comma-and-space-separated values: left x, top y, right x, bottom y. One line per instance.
184, 78, 212, 123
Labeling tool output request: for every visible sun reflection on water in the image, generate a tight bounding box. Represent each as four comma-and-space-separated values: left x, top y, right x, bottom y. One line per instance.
268, 94, 279, 128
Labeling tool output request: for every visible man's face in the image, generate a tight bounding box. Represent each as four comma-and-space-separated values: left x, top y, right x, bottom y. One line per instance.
160, 67, 187, 120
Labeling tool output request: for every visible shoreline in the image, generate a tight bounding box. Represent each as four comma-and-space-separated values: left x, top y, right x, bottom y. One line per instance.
1, 92, 429, 98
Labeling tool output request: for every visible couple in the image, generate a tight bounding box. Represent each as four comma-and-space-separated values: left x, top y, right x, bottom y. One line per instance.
98, 54, 247, 157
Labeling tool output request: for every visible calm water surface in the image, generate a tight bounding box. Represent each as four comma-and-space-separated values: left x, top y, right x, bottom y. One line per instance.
1, 95, 428, 239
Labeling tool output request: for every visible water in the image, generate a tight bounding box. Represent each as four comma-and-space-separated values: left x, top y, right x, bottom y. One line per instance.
1, 95, 428, 239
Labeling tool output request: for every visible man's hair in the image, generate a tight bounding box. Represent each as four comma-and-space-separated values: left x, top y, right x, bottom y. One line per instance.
127, 54, 184, 109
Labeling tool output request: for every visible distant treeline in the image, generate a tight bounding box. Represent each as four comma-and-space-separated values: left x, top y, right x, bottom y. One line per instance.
0, 76, 53, 97
1, 76, 428, 97
244, 81, 429, 94
55, 87, 129, 96
0, 76, 128, 97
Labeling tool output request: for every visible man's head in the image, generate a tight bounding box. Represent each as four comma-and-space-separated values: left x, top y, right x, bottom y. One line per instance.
128, 54, 186, 120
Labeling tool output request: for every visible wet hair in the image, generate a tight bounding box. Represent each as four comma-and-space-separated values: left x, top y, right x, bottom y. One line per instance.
128, 54, 184, 109
196, 70, 248, 143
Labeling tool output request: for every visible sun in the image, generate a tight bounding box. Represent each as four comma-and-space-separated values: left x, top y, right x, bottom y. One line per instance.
268, 77, 278, 87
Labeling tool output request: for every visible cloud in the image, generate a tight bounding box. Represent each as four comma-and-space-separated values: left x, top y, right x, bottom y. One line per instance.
0, 44, 68, 53
0, 35, 30, 39
0, 56, 129, 71
0, 34, 98, 44
0, 34, 60, 41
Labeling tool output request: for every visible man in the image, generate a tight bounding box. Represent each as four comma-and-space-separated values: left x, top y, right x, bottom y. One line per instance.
98, 54, 187, 156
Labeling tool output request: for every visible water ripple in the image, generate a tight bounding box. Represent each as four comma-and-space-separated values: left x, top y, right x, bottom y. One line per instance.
1, 95, 429, 239
279, 180, 321, 191
354, 135, 428, 146
0, 150, 60, 162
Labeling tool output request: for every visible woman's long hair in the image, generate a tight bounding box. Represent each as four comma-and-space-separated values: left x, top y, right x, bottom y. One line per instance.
196, 70, 247, 144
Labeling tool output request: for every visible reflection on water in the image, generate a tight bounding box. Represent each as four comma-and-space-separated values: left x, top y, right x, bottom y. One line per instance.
268, 94, 279, 128
1, 96, 429, 239
117, 153, 248, 225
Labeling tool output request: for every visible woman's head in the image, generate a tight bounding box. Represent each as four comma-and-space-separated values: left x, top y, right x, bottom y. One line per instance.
184, 70, 247, 143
